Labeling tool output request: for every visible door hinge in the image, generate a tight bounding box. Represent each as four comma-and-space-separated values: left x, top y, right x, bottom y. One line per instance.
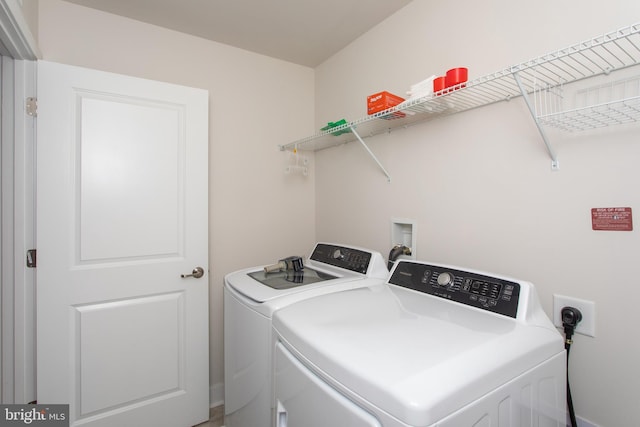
26, 97, 37, 117
26, 249, 36, 268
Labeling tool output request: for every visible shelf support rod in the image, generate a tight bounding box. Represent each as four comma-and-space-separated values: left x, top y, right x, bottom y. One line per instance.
350, 125, 391, 182
513, 72, 560, 170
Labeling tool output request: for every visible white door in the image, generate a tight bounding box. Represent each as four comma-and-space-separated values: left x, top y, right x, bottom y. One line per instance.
36, 61, 209, 427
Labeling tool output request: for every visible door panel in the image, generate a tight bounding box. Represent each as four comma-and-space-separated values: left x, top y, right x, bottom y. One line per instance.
78, 93, 184, 262
75, 292, 184, 415
37, 60, 209, 427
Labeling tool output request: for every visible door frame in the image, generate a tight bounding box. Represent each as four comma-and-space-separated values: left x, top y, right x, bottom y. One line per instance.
0, 0, 38, 404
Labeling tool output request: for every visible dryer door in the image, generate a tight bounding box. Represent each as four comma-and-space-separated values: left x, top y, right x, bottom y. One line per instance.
274, 342, 381, 427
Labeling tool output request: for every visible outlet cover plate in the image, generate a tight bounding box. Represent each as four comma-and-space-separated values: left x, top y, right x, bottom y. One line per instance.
553, 294, 596, 337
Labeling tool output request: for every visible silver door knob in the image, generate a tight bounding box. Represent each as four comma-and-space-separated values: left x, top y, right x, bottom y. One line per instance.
181, 266, 204, 279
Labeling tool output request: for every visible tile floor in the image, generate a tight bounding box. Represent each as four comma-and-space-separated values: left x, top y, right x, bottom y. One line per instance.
194, 406, 224, 427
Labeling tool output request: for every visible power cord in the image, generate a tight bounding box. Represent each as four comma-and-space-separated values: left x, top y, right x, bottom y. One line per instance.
562, 306, 582, 427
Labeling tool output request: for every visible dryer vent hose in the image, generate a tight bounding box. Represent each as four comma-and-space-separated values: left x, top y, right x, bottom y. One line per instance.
387, 244, 412, 271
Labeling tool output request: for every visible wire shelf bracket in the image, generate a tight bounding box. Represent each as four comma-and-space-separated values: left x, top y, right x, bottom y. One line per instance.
351, 125, 392, 182
513, 71, 560, 171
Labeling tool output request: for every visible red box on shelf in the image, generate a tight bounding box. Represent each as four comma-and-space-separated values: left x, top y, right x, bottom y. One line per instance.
367, 91, 405, 115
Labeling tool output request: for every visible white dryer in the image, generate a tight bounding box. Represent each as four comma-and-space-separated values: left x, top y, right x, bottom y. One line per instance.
224, 243, 388, 427
273, 260, 567, 427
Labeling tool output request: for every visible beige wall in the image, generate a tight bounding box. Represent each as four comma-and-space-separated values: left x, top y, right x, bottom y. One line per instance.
37, 0, 316, 403
315, 1, 640, 426
20, 0, 38, 41
35, 0, 640, 424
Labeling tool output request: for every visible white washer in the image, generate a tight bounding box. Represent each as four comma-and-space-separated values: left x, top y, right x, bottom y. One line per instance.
273, 260, 567, 427
224, 243, 388, 427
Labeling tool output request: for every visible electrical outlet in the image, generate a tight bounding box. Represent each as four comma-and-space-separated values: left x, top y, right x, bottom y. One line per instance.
553, 295, 596, 337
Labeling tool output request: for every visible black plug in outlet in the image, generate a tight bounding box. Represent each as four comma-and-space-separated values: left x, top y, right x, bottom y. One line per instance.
561, 307, 582, 328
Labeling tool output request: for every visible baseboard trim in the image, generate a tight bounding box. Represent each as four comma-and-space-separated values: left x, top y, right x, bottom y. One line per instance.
575, 414, 600, 427
210, 382, 224, 408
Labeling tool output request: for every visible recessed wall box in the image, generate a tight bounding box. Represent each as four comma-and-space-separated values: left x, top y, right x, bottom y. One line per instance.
391, 219, 416, 261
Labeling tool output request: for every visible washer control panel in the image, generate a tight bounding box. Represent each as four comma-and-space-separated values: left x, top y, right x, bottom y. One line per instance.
389, 261, 520, 318
310, 243, 373, 274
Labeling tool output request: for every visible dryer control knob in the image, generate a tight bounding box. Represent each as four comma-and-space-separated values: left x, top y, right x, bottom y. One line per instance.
437, 272, 454, 287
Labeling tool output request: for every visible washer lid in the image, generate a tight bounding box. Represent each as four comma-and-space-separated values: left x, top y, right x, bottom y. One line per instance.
224, 243, 388, 304
246, 267, 339, 290
225, 265, 357, 303
273, 284, 564, 426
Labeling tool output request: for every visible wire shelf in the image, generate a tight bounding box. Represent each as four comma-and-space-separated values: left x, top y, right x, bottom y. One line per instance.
536, 75, 640, 131
281, 22, 640, 151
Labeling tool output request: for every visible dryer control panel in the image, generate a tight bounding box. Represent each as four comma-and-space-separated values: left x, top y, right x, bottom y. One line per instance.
310, 243, 373, 274
389, 261, 520, 318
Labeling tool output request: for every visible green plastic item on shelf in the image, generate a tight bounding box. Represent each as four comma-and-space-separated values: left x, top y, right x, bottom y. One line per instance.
320, 119, 351, 136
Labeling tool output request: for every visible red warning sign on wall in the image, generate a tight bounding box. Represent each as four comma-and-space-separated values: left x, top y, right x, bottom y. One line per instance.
591, 207, 633, 231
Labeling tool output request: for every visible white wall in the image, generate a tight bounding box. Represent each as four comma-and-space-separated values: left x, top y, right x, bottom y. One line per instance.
314, 1, 640, 426
37, 0, 316, 403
